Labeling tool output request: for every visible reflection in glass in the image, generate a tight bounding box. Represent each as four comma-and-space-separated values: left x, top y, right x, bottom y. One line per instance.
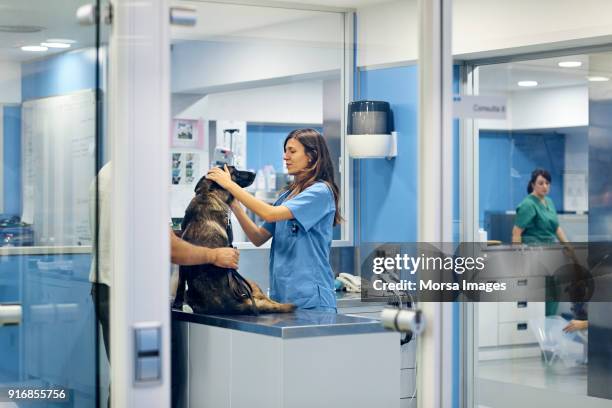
169, 1, 346, 243
474, 53, 612, 404
0, 0, 106, 406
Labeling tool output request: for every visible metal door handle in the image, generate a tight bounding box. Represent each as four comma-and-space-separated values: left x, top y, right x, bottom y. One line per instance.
76, 3, 112, 26
170, 7, 197, 26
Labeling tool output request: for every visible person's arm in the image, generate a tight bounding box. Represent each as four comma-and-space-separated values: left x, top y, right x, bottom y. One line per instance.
563, 319, 588, 332
556, 226, 577, 261
556, 226, 569, 243
207, 166, 293, 223
230, 201, 272, 247
169, 229, 239, 268
512, 226, 523, 244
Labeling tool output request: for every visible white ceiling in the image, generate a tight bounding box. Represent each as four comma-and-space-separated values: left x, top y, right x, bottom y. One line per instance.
0, 0, 383, 63
0, 0, 98, 62
479, 54, 612, 93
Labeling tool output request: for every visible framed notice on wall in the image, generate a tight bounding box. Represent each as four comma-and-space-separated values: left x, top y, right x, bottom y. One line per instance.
171, 119, 204, 148
564, 171, 588, 213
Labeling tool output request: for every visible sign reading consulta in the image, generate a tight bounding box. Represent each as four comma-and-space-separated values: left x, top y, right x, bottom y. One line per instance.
453, 95, 507, 119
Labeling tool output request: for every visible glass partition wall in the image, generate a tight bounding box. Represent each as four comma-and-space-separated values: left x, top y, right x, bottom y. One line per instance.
0, 0, 107, 406
458, 42, 612, 408
169, 1, 350, 245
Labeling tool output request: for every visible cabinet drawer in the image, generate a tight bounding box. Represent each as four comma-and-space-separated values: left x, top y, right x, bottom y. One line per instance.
498, 321, 537, 345
497, 277, 545, 301
498, 301, 544, 323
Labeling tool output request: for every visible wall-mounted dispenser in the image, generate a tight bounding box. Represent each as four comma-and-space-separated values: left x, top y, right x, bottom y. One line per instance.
346, 100, 397, 159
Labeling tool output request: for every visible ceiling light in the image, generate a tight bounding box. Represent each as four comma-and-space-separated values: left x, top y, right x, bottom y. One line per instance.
587, 76, 610, 82
21, 45, 48, 52
46, 38, 76, 44
517, 80, 538, 87
558, 61, 582, 68
41, 42, 71, 49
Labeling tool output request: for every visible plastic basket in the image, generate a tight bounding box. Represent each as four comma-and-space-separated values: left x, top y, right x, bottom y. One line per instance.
529, 316, 587, 367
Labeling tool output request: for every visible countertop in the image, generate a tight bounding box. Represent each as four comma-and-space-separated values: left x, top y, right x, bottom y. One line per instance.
0, 246, 92, 256
172, 308, 389, 339
335, 291, 389, 309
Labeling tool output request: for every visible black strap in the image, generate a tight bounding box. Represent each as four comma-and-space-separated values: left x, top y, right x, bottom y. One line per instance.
225, 211, 258, 315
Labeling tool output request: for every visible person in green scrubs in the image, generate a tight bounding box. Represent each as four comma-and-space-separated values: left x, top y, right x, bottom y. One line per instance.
512, 169, 570, 245
512, 169, 573, 316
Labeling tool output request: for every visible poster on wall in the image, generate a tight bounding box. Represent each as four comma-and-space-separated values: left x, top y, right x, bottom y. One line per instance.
171, 152, 201, 185
171, 119, 204, 149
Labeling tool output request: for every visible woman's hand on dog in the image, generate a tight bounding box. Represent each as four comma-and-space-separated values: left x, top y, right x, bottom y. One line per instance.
207, 165, 233, 189
212, 247, 240, 269
230, 199, 242, 213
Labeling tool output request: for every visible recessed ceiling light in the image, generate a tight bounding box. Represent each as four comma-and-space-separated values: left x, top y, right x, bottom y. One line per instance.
41, 42, 71, 49
587, 76, 610, 82
21, 45, 48, 52
46, 38, 76, 44
517, 80, 538, 87
558, 61, 582, 68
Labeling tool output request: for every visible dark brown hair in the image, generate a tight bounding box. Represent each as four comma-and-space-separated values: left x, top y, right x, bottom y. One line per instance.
527, 168, 551, 194
284, 129, 342, 226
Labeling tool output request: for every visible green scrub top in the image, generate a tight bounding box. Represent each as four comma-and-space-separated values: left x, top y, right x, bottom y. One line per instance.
514, 195, 559, 244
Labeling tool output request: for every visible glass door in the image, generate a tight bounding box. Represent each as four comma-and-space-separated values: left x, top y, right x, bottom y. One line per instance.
465, 51, 612, 408
0, 0, 107, 406
451, 1, 612, 405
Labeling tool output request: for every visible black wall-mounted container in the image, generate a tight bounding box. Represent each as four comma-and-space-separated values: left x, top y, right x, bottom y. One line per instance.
347, 100, 394, 135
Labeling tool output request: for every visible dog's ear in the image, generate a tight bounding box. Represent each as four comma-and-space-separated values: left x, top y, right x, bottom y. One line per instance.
234, 169, 256, 188
194, 175, 209, 195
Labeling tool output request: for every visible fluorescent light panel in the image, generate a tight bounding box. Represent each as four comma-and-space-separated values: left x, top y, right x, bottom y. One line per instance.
41, 42, 71, 48
558, 61, 582, 68
21, 45, 47, 52
587, 76, 610, 82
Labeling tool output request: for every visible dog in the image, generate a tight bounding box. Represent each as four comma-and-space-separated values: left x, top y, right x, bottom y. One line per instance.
172, 165, 296, 315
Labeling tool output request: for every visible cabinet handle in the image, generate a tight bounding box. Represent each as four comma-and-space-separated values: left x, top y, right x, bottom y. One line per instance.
517, 301, 527, 308
517, 323, 528, 331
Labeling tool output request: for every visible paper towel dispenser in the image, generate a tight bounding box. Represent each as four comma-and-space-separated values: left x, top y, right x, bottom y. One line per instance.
346, 100, 397, 159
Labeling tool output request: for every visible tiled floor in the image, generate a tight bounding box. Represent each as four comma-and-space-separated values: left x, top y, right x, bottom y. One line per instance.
478, 356, 587, 395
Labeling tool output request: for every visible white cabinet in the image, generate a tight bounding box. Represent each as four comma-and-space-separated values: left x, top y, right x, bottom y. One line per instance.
478, 278, 545, 360
339, 303, 417, 405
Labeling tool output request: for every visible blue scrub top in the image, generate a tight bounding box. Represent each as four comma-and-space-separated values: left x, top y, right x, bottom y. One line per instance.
262, 182, 337, 311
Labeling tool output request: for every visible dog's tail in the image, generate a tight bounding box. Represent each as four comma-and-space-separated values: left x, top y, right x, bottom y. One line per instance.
227, 269, 259, 316
172, 266, 187, 310
255, 299, 296, 314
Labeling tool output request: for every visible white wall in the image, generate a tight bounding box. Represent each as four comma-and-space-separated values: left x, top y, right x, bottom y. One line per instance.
357, 0, 612, 67
0, 61, 21, 103
510, 86, 588, 130
478, 86, 588, 130
171, 10, 343, 94
175, 81, 323, 124
357, 0, 418, 68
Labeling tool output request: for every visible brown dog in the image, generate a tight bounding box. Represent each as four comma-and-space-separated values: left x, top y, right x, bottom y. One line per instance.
172, 166, 295, 315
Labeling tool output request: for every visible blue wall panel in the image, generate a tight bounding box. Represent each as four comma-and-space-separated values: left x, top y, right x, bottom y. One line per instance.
479, 131, 565, 226
21, 48, 97, 101
358, 65, 419, 242
3, 106, 21, 215
246, 124, 323, 172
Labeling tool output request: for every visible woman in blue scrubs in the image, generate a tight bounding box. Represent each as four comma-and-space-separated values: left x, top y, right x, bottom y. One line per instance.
207, 129, 341, 312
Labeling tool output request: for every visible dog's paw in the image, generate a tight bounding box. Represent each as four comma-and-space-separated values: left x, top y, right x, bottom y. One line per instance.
182, 304, 194, 314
